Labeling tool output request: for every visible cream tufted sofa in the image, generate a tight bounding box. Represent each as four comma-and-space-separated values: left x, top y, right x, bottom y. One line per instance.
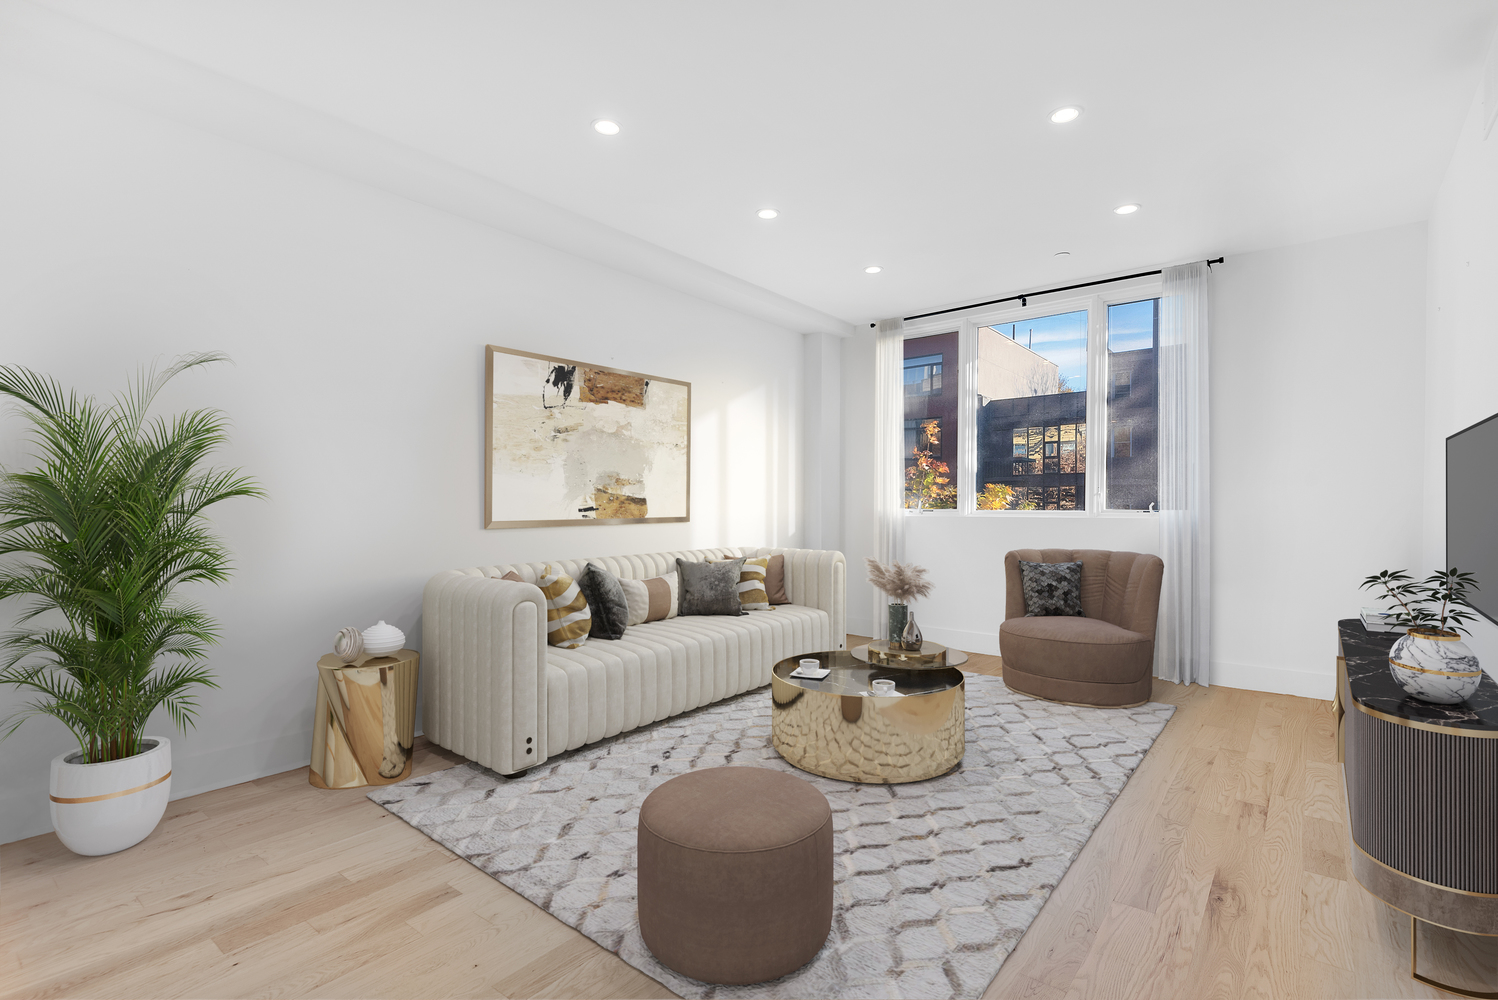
423, 547, 846, 776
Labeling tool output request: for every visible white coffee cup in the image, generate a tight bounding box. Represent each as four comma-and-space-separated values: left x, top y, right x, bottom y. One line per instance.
799, 658, 820, 671
871, 678, 896, 696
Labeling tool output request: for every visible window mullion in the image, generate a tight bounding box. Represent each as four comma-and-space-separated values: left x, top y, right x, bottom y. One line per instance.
957, 319, 977, 514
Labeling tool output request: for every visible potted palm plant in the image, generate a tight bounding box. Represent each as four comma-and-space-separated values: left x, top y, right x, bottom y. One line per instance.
1361, 568, 1482, 704
0, 354, 262, 855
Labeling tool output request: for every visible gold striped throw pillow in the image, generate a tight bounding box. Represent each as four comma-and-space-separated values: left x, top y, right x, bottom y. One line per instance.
539, 563, 591, 648
712, 556, 771, 611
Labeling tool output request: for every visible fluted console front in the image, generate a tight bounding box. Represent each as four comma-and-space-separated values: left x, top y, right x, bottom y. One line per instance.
1337, 619, 1498, 997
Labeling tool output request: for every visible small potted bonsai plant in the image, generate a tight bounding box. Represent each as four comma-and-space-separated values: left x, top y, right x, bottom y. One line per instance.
0, 355, 262, 855
1360, 568, 1482, 704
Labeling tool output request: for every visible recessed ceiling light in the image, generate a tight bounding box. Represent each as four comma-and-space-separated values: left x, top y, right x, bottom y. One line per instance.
864, 265, 883, 274
1114, 203, 1140, 215
757, 208, 778, 219
1049, 106, 1081, 124
592, 119, 620, 135
1054, 251, 1071, 257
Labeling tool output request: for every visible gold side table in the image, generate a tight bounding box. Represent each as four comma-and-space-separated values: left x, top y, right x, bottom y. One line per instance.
309, 648, 420, 789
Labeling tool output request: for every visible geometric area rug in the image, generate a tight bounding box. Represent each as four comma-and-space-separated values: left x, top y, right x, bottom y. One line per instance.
369, 675, 1175, 1000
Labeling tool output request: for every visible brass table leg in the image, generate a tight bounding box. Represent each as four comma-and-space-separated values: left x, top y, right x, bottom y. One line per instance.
1412, 916, 1498, 999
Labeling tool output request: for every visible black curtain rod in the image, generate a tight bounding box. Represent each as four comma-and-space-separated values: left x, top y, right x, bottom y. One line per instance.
898, 257, 1225, 323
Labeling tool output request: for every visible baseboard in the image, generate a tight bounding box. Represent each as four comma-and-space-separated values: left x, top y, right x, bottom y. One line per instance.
166, 728, 321, 803
2, 724, 429, 845
1209, 659, 1333, 701
846, 619, 1003, 657
851, 622, 1333, 701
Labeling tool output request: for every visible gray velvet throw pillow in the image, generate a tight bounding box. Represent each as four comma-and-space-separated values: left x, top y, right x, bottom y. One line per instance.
1019, 560, 1085, 617
676, 558, 746, 617
579, 562, 629, 639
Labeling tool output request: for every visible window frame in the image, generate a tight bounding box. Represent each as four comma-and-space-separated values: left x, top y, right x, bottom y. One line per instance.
899, 277, 1161, 518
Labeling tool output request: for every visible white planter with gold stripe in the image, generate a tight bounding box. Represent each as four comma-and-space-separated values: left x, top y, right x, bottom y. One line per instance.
1388, 629, 1483, 705
49, 737, 171, 856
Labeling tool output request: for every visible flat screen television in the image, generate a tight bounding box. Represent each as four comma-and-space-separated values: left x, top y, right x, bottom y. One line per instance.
1447, 410, 1498, 626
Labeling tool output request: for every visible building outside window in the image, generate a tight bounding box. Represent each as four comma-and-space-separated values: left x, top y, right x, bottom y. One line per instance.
1104, 299, 1158, 511
976, 309, 1088, 509
900, 288, 1160, 515
903, 332, 959, 508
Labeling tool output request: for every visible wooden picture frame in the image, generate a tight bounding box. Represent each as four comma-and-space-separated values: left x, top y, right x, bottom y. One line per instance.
484, 345, 691, 528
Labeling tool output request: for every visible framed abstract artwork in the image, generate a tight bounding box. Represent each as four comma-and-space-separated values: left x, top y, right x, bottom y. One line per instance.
484, 345, 691, 528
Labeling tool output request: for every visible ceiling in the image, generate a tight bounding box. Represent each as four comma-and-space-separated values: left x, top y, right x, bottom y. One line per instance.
40, 0, 1498, 325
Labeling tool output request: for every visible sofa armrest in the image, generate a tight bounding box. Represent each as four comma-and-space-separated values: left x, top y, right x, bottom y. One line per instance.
422, 570, 547, 775
752, 547, 846, 650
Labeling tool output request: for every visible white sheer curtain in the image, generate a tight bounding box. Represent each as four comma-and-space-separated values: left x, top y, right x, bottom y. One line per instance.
1156, 262, 1212, 685
872, 318, 905, 639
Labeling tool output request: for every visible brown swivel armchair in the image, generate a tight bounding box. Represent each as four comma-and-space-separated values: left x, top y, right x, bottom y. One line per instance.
999, 548, 1164, 708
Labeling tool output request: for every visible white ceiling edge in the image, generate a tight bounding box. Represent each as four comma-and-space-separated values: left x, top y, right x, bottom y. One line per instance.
0, 0, 853, 338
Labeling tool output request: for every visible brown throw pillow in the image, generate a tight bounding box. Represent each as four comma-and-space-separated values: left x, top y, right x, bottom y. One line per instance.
499, 570, 524, 582
643, 575, 676, 621
765, 553, 789, 604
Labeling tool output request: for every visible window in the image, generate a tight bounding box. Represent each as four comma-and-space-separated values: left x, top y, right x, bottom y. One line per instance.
1105, 299, 1158, 510
903, 332, 959, 509
899, 287, 1160, 515
975, 309, 1088, 510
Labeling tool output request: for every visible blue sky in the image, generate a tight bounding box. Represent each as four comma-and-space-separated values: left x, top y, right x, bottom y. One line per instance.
1107, 299, 1156, 353
990, 309, 1088, 390
988, 298, 1156, 392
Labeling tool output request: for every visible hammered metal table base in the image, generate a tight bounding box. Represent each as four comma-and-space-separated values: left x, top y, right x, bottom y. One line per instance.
771, 654, 965, 783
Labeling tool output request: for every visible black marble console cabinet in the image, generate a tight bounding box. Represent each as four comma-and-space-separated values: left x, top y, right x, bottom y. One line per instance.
1338, 619, 1498, 998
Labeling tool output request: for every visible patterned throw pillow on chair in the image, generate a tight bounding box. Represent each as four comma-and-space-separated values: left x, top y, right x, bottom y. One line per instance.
539, 563, 592, 648
1019, 560, 1085, 617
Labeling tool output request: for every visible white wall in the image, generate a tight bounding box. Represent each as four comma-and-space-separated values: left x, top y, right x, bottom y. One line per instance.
0, 71, 807, 843
1212, 224, 1427, 698
1424, 72, 1498, 670
843, 223, 1428, 698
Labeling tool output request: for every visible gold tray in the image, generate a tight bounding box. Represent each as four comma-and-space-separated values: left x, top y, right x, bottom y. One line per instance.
852, 640, 967, 669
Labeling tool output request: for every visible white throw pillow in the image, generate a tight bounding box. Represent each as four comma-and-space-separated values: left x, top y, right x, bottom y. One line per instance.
620, 577, 650, 626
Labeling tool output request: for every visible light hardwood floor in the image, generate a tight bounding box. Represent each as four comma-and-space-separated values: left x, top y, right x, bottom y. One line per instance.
1, 642, 1488, 999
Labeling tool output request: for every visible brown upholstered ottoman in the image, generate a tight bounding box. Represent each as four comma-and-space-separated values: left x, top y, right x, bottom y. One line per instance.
637, 766, 833, 985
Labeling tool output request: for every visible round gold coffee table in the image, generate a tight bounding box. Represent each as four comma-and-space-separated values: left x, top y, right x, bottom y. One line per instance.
770, 650, 965, 784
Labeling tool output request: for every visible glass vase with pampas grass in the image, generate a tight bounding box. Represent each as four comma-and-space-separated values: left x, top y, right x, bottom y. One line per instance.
866, 558, 932, 650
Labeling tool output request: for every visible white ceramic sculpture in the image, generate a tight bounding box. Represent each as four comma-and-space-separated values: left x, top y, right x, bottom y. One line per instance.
362, 620, 405, 658
333, 626, 363, 663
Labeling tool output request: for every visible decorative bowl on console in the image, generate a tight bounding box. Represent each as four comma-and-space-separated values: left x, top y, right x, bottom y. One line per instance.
1388, 628, 1482, 705
1361, 567, 1482, 704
